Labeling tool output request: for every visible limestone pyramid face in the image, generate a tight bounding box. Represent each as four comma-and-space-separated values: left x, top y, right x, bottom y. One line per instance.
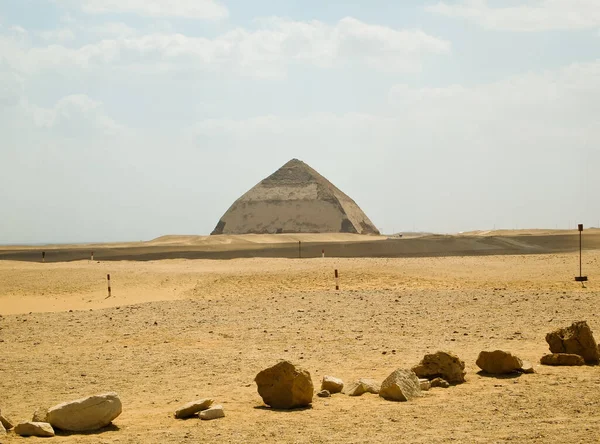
211, 159, 380, 235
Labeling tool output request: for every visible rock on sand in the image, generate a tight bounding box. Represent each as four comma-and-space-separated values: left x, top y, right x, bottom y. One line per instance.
199, 405, 225, 420
0, 411, 14, 431
345, 379, 381, 396
412, 351, 466, 384
47, 392, 122, 432
476, 350, 523, 374
321, 375, 344, 394
255, 361, 314, 409
546, 321, 600, 364
379, 369, 421, 402
540, 353, 585, 366
14, 422, 55, 437
175, 399, 213, 419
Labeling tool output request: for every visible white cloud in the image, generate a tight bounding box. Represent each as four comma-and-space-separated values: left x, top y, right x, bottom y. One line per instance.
67, 0, 229, 20
427, 0, 600, 31
39, 28, 76, 43
0, 17, 450, 77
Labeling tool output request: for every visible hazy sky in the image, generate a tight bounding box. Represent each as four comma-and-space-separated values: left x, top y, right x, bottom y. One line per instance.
1, 0, 599, 243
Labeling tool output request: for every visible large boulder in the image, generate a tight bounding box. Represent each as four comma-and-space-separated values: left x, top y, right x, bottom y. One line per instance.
379, 369, 421, 402
321, 376, 344, 394
14, 421, 55, 437
476, 350, 523, 374
412, 351, 466, 384
540, 353, 585, 366
345, 378, 381, 396
255, 361, 314, 409
546, 321, 600, 364
47, 392, 122, 432
175, 399, 213, 419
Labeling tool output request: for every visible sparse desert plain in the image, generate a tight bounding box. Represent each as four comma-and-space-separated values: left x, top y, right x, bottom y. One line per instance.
1, 232, 600, 443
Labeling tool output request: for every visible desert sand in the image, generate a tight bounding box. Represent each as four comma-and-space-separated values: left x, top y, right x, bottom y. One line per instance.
1, 233, 599, 443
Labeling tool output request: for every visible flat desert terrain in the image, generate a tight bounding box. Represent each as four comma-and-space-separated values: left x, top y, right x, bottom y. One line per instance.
1, 233, 600, 443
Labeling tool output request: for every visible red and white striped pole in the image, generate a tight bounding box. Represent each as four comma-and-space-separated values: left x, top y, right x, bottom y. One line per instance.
322, 249, 325, 258
42, 251, 45, 263
91, 251, 94, 261
107, 274, 111, 298
334, 269, 339, 291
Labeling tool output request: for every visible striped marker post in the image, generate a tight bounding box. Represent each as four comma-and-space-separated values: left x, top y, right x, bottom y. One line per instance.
42, 251, 45, 263
91, 251, 94, 261
322, 249, 325, 258
107, 274, 112, 298
298, 241, 302, 259
334, 269, 339, 291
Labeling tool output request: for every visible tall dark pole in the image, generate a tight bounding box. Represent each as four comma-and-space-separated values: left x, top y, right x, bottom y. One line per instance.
575, 224, 587, 283
298, 241, 301, 259
580, 227, 582, 277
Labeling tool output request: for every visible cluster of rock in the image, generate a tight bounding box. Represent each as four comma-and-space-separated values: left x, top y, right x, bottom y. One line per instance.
540, 321, 599, 366
1, 392, 122, 438
174, 398, 224, 420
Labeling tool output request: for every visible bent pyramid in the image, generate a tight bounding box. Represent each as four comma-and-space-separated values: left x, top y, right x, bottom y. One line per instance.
211, 159, 380, 235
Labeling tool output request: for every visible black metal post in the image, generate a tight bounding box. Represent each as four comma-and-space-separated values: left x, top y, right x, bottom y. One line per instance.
298, 241, 301, 259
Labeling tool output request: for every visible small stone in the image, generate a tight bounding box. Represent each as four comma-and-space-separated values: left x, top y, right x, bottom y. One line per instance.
540, 353, 585, 366
476, 350, 523, 374
321, 375, 344, 394
345, 378, 381, 396
419, 378, 431, 391
317, 390, 331, 398
379, 369, 421, 402
199, 405, 224, 420
519, 361, 535, 374
175, 399, 214, 419
430, 377, 450, 388
32, 407, 49, 423
14, 421, 55, 437
0, 421, 5, 435
412, 351, 466, 384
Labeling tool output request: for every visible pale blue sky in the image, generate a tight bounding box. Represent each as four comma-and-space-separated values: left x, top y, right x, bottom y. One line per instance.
1, 0, 599, 243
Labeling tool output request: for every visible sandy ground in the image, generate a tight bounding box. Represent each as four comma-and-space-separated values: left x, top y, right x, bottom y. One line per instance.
1, 250, 600, 443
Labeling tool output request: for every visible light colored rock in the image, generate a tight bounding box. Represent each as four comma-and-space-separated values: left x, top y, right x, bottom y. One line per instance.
317, 390, 331, 398
540, 353, 585, 366
345, 378, 381, 396
255, 361, 314, 409
546, 321, 600, 364
321, 375, 344, 394
47, 392, 122, 432
379, 369, 421, 402
412, 351, 466, 384
175, 399, 213, 419
476, 350, 523, 374
430, 377, 450, 388
199, 405, 224, 420
0, 420, 5, 435
32, 407, 48, 423
0, 412, 14, 431
14, 421, 55, 437
419, 378, 431, 391
519, 361, 535, 374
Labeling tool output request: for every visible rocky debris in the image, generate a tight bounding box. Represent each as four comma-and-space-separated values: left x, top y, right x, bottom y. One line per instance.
379, 369, 421, 402
0, 411, 14, 431
476, 350, 523, 374
317, 390, 331, 398
540, 353, 585, 366
255, 361, 314, 409
321, 375, 344, 394
430, 378, 450, 388
419, 379, 431, 391
32, 407, 48, 423
199, 405, 225, 420
345, 378, 381, 396
519, 361, 535, 374
412, 351, 466, 384
47, 392, 122, 432
14, 421, 55, 437
546, 321, 600, 364
175, 399, 213, 419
